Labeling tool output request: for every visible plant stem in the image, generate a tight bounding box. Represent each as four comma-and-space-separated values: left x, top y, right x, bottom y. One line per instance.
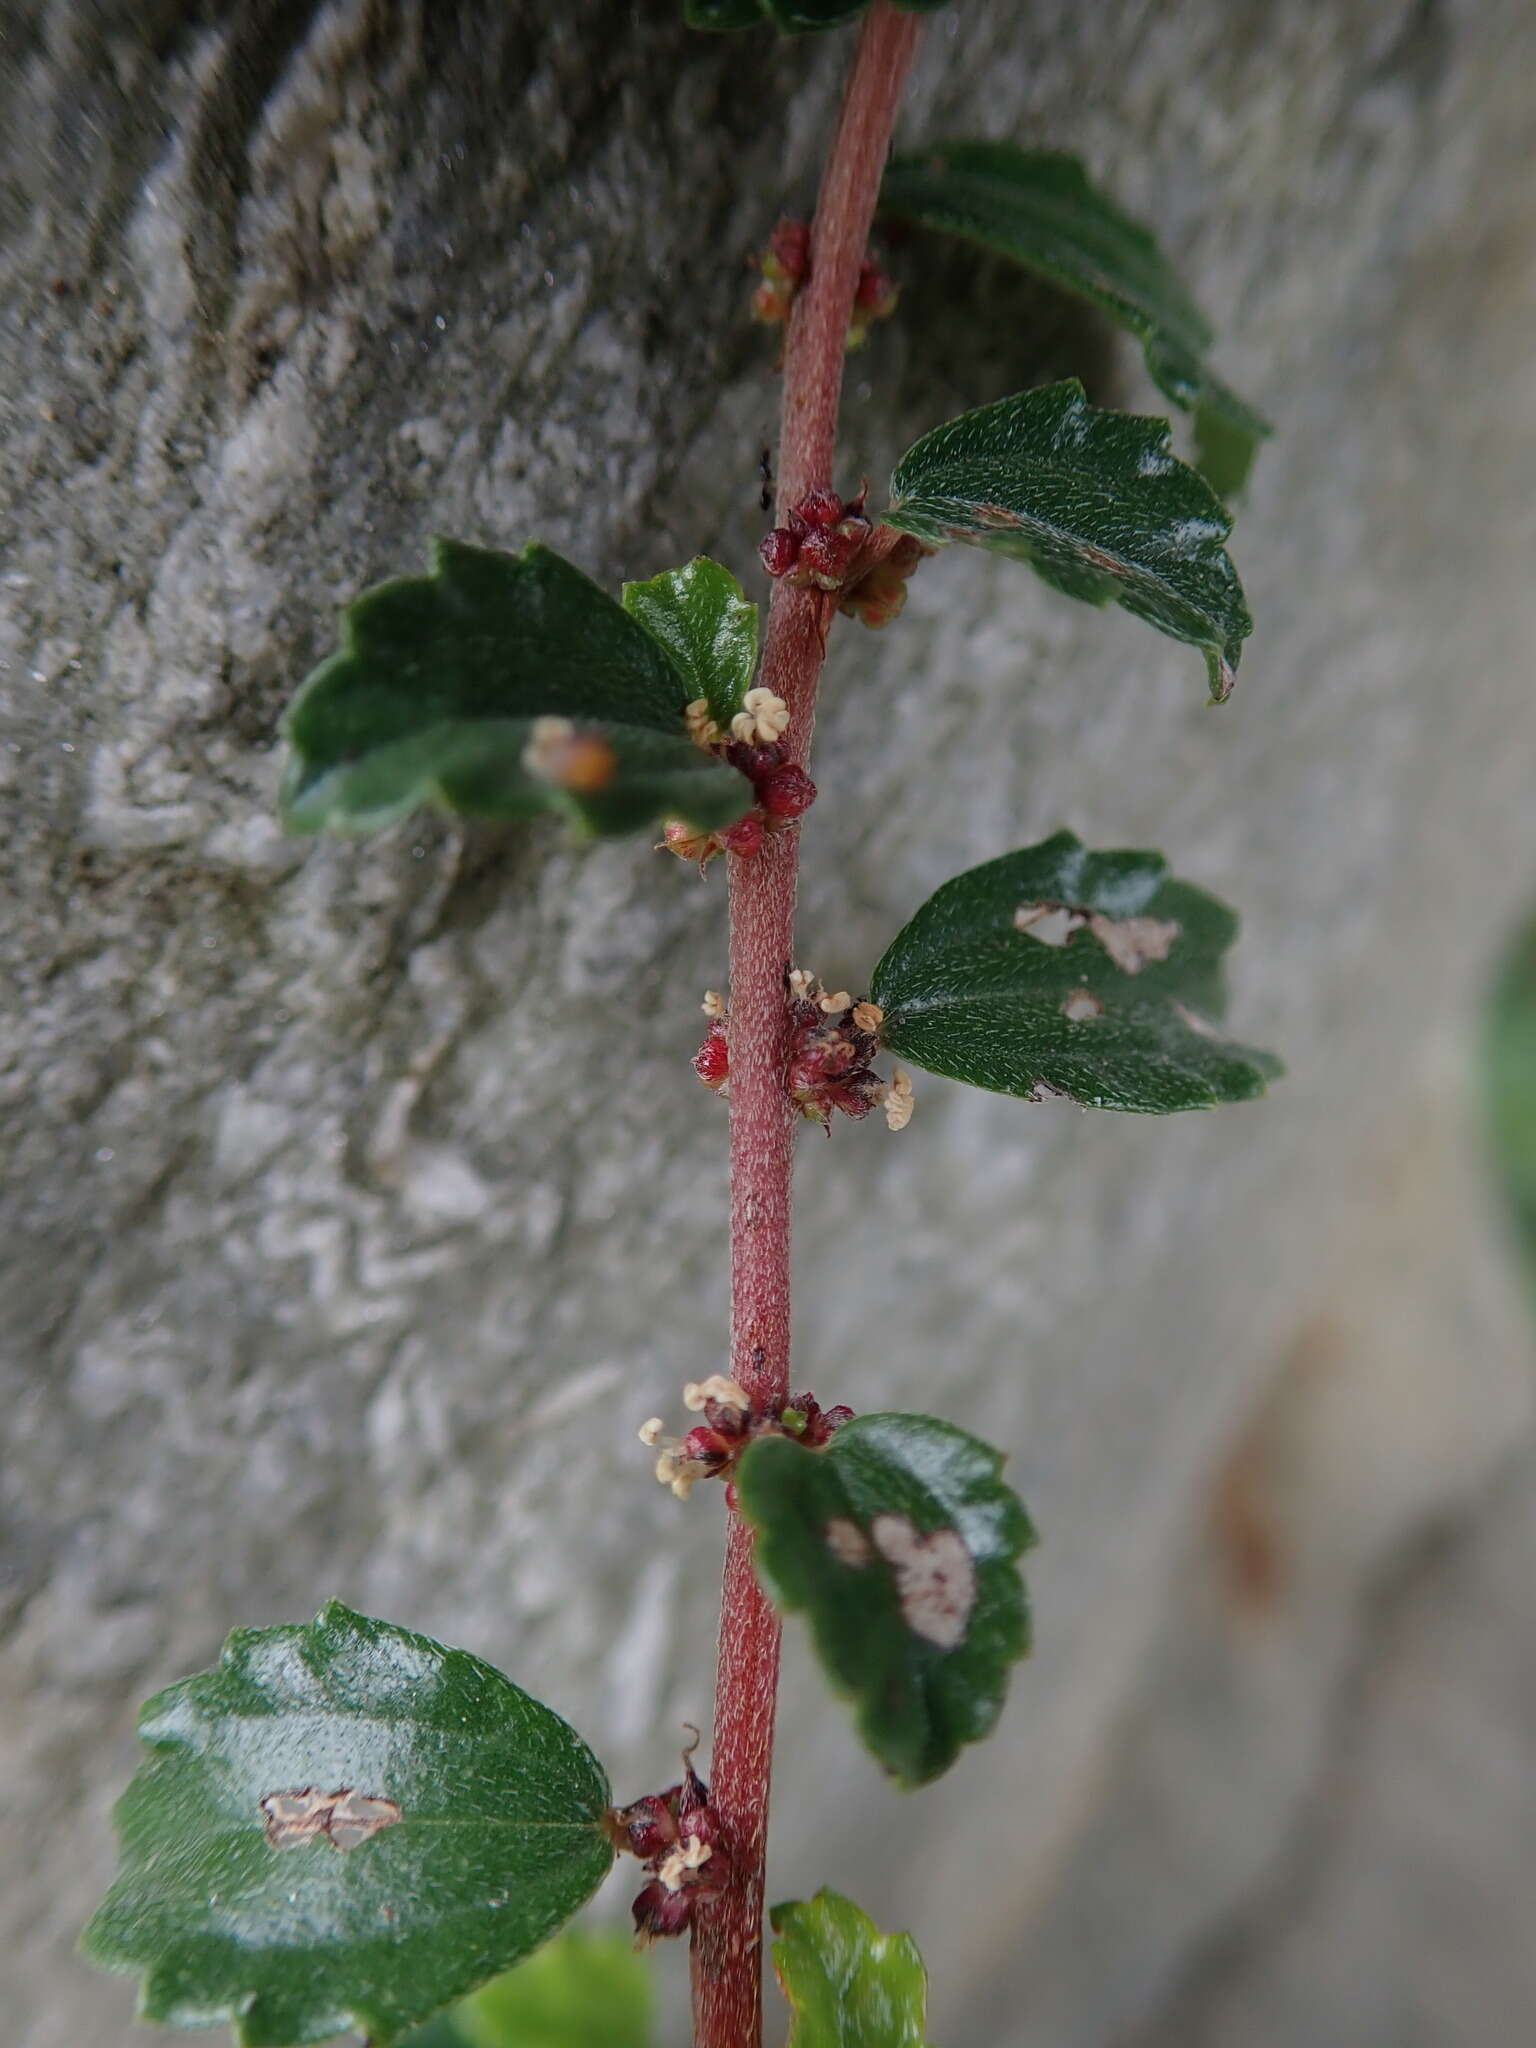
690, 11, 922, 2047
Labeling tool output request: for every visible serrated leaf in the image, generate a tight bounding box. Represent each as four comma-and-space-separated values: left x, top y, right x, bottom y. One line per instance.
881, 142, 1271, 495
736, 1414, 1034, 1787
402, 1932, 652, 2048
281, 539, 753, 840
81, 1602, 614, 2047
871, 829, 1280, 1112
771, 1891, 933, 2048
621, 557, 758, 732
885, 381, 1251, 700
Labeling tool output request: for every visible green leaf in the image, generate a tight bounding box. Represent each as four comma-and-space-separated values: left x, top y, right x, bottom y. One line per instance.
402, 1932, 652, 2048
771, 1892, 933, 2048
81, 1602, 615, 2047
736, 1414, 1034, 1787
281, 539, 753, 839
622, 557, 758, 732
871, 829, 1280, 1112
880, 142, 1270, 493
885, 381, 1252, 700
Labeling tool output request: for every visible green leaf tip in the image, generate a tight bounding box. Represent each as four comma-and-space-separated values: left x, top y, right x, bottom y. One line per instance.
280, 538, 754, 841
82, 1602, 614, 2046
771, 1891, 933, 2048
685, 0, 950, 32
880, 141, 1271, 494
885, 381, 1252, 700
401, 1931, 653, 2048
736, 1413, 1036, 1787
621, 555, 758, 732
871, 830, 1282, 1113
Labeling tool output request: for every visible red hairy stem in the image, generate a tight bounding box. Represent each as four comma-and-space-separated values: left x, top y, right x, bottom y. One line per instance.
691, 10, 923, 2047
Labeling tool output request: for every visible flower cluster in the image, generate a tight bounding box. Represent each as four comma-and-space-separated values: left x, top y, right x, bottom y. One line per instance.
749, 217, 897, 349
786, 971, 915, 1131
758, 484, 872, 593
660, 697, 817, 872
639, 1374, 854, 1506
690, 975, 915, 1132
606, 1749, 730, 1945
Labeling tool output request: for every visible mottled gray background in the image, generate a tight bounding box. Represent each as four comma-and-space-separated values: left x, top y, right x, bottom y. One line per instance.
5, 2, 1536, 2043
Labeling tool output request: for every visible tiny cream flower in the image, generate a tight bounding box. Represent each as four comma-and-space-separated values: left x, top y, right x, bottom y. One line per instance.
684, 698, 722, 749
729, 688, 791, 746
638, 1416, 666, 1447
851, 1000, 884, 1033
683, 1374, 750, 1413
700, 990, 726, 1019
884, 1068, 915, 1132
788, 967, 819, 1001
818, 989, 852, 1015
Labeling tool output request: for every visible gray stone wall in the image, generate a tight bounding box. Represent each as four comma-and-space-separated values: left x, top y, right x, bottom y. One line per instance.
5, 2, 1536, 2042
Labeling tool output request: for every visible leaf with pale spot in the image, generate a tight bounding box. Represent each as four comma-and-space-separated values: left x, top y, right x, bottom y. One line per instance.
881, 142, 1270, 494
622, 557, 758, 732
884, 381, 1251, 700
771, 1891, 933, 2048
871, 830, 1280, 1112
736, 1414, 1034, 1787
281, 540, 753, 840
81, 1602, 614, 2047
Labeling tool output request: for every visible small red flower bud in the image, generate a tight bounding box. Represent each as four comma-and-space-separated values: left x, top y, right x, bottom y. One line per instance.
767, 218, 811, 281
759, 763, 816, 819
725, 737, 785, 784
797, 485, 846, 529
722, 812, 765, 858
632, 1878, 693, 1944
607, 1794, 680, 1861
692, 1022, 730, 1091
795, 525, 859, 592
679, 1424, 737, 1473
759, 527, 801, 579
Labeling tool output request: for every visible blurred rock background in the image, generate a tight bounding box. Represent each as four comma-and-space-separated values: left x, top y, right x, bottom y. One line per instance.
4, 1, 1536, 2042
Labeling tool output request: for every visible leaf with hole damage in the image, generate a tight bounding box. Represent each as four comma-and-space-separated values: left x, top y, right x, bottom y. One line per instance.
622, 557, 758, 732
871, 830, 1280, 1112
881, 142, 1270, 493
771, 1891, 933, 2048
281, 539, 753, 840
884, 382, 1252, 700
736, 1415, 1034, 1787
685, 0, 950, 29
402, 1932, 652, 2048
81, 1602, 614, 2047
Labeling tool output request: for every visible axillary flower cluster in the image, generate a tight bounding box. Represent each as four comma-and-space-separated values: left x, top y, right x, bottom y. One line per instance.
638, 1373, 853, 1505
693, 976, 914, 1134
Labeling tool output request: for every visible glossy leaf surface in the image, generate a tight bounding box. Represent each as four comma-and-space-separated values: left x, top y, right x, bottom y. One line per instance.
771, 1892, 933, 2048
885, 382, 1251, 699
403, 1933, 652, 2048
736, 1414, 1034, 1786
82, 1603, 614, 2046
622, 556, 758, 731
872, 830, 1280, 1112
881, 142, 1270, 491
282, 540, 752, 839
